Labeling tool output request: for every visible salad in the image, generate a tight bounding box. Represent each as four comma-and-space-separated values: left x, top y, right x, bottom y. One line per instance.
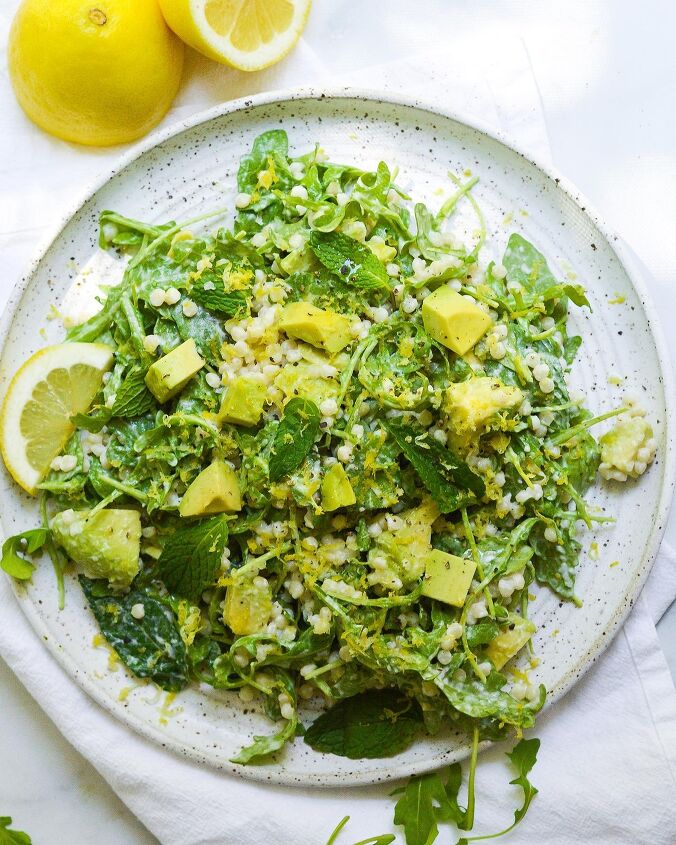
0, 130, 657, 779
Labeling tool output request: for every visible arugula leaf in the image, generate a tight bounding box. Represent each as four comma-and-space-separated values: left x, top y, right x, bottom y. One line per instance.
433, 671, 542, 729
1, 529, 49, 580
457, 738, 540, 843
503, 234, 589, 308
309, 230, 390, 291
111, 367, 155, 418
80, 577, 189, 692
304, 689, 424, 759
238, 129, 289, 193
231, 669, 298, 764
529, 522, 581, 604
382, 419, 484, 512
324, 817, 395, 845
268, 397, 320, 482
393, 769, 448, 845
157, 516, 228, 603
0, 817, 31, 845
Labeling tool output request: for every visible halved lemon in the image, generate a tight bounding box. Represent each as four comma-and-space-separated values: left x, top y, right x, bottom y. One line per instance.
0, 343, 114, 495
158, 0, 311, 71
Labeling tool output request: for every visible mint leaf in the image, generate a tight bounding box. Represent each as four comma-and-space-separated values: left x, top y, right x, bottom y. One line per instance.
0, 817, 31, 845
309, 230, 390, 291
304, 689, 424, 759
111, 367, 155, 417
382, 419, 484, 511
158, 515, 228, 602
191, 278, 248, 317
1, 529, 49, 580
80, 577, 189, 692
268, 398, 320, 482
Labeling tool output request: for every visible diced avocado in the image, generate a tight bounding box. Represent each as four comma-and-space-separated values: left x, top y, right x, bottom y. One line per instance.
223, 572, 272, 635
444, 377, 523, 435
368, 498, 439, 587
279, 247, 313, 275
485, 615, 536, 670
144, 339, 204, 403
278, 302, 353, 354
50, 508, 141, 589
321, 463, 356, 511
218, 376, 267, 427
600, 417, 654, 477
421, 549, 476, 607
422, 287, 492, 355
179, 461, 242, 517
274, 362, 339, 407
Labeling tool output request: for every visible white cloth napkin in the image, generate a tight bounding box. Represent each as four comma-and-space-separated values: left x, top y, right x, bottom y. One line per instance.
0, 8, 675, 842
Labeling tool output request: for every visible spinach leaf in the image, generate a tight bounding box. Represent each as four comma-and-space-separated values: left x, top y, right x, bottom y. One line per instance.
0, 817, 32, 844
1, 528, 49, 580
157, 516, 229, 603
433, 671, 543, 729
530, 522, 581, 604
268, 397, 320, 482
80, 577, 189, 692
304, 689, 424, 759
465, 619, 499, 648
111, 367, 155, 418
309, 230, 390, 291
382, 419, 484, 512
238, 129, 289, 193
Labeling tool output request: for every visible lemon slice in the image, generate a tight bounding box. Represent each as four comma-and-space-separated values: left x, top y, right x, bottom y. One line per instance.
0, 343, 114, 494
159, 0, 312, 71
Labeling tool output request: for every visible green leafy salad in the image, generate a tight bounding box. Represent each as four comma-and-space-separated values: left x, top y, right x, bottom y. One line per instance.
1, 130, 658, 840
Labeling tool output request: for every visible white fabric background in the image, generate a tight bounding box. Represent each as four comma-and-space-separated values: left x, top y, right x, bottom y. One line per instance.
0, 2, 675, 843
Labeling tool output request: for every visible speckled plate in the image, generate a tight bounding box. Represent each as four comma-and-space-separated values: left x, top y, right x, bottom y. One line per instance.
0, 89, 673, 787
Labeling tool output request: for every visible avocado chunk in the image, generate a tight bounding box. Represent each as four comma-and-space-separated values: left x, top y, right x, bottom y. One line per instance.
485, 615, 536, 670
223, 572, 272, 635
278, 302, 353, 354
51, 508, 141, 589
179, 461, 242, 517
421, 549, 476, 607
444, 377, 523, 435
145, 339, 204, 403
367, 498, 439, 588
321, 463, 356, 511
422, 287, 492, 355
218, 376, 267, 427
274, 361, 339, 407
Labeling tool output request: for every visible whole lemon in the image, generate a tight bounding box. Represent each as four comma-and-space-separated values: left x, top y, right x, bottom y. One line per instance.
8, 0, 185, 146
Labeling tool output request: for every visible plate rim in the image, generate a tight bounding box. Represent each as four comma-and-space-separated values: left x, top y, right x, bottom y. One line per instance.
1, 85, 674, 787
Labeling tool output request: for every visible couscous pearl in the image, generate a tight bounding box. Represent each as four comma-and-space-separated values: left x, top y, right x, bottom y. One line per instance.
182, 299, 198, 317
235, 192, 251, 208
539, 377, 555, 394
544, 526, 558, 542
532, 363, 550, 381
165, 287, 181, 305
131, 603, 145, 620
149, 288, 166, 307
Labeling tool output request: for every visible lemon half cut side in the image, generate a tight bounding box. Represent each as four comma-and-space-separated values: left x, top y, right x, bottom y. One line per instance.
0, 343, 114, 494
159, 0, 312, 71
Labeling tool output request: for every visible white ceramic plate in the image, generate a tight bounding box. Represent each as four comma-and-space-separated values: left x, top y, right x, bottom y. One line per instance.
0, 89, 673, 787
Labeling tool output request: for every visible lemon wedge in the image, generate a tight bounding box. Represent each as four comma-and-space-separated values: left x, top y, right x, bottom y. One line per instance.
158, 0, 311, 71
0, 344, 114, 494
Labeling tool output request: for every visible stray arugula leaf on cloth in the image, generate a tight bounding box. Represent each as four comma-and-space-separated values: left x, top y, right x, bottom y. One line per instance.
304, 689, 424, 759
158, 515, 229, 603
0, 817, 32, 845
